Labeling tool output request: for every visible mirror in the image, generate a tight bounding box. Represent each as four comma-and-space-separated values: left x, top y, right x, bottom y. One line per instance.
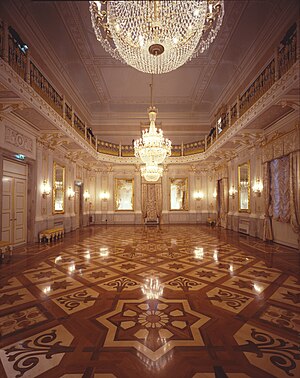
115, 178, 134, 211
170, 178, 188, 210
238, 162, 250, 212
53, 162, 65, 214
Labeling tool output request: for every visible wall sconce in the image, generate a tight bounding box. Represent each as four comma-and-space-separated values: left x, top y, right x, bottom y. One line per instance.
67, 186, 75, 200
100, 192, 109, 201
83, 190, 90, 202
41, 179, 51, 198
213, 190, 217, 198
194, 191, 204, 200
229, 185, 237, 199
252, 178, 263, 197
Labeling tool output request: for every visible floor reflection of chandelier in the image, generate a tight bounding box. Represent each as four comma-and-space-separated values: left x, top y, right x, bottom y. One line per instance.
134, 76, 171, 182
89, 1, 224, 74
142, 277, 164, 300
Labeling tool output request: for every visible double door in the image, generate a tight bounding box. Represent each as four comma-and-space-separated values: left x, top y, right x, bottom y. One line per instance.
2, 160, 27, 245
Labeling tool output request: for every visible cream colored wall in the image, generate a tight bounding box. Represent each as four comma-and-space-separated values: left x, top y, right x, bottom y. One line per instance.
0, 116, 298, 249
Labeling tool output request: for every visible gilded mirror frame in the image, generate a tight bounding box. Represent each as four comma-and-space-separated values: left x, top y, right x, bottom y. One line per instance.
53, 162, 65, 214
238, 161, 250, 213
170, 177, 189, 211
114, 178, 134, 211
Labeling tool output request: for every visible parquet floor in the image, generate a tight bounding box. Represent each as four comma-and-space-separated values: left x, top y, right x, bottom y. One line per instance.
0, 225, 299, 378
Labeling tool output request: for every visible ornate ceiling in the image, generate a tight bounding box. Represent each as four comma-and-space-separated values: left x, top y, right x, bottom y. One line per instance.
0, 0, 299, 164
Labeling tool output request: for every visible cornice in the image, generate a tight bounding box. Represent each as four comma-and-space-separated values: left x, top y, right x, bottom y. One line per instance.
0, 57, 298, 167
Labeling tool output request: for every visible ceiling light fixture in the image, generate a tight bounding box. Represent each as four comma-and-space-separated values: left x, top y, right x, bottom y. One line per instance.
134, 75, 171, 182
89, 1, 224, 74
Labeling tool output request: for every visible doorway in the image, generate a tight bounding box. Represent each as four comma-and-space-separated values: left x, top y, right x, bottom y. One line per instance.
2, 159, 28, 245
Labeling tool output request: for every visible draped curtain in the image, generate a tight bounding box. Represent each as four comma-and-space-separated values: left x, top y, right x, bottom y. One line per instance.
223, 177, 229, 228
141, 183, 148, 218
154, 184, 162, 218
289, 151, 300, 249
142, 183, 163, 222
270, 156, 290, 222
263, 162, 273, 241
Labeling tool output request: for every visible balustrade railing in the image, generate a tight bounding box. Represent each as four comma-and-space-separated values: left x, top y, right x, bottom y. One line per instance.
97, 140, 119, 156
278, 23, 297, 78
74, 113, 85, 137
8, 33, 27, 81
121, 145, 134, 157
64, 102, 72, 125
183, 141, 205, 156
30, 62, 63, 115
0, 19, 298, 157
239, 59, 275, 116
171, 145, 182, 157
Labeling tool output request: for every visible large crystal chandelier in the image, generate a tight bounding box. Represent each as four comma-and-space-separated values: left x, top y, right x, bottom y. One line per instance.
89, 1, 224, 74
134, 76, 171, 182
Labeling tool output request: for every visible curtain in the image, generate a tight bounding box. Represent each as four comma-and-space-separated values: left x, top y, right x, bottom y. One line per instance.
216, 180, 221, 226
155, 183, 162, 218
270, 156, 290, 222
223, 177, 229, 228
142, 183, 163, 222
141, 183, 147, 218
263, 162, 273, 241
289, 151, 300, 249
219, 179, 225, 226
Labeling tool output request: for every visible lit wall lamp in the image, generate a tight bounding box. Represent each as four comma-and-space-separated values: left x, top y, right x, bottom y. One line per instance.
67, 186, 75, 200
252, 178, 263, 197
213, 190, 217, 198
229, 185, 237, 199
41, 179, 51, 199
100, 191, 109, 201
83, 190, 90, 202
194, 191, 204, 200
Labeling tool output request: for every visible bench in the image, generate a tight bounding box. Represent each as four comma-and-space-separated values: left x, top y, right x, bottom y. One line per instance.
0, 241, 13, 262
39, 227, 64, 243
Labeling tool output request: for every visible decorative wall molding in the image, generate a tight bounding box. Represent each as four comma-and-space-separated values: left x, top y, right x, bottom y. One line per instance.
5, 125, 33, 152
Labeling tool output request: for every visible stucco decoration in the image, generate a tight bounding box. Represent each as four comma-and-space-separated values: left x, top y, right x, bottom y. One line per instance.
5, 126, 33, 152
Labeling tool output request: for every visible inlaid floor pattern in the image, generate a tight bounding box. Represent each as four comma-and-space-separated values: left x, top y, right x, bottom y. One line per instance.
0, 225, 299, 378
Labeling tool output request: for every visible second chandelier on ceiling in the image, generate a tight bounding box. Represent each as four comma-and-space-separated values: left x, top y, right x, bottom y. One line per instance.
89, 1, 224, 74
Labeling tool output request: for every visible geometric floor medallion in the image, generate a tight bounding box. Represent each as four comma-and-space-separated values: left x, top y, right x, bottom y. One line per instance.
0, 325, 74, 378
96, 296, 211, 361
234, 323, 300, 378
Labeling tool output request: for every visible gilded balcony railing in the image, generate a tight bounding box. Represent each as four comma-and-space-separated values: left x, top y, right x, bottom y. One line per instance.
97, 140, 119, 156
74, 113, 85, 138
121, 145, 134, 157
278, 23, 297, 78
0, 19, 298, 156
231, 103, 237, 125
30, 62, 63, 116
239, 59, 275, 116
64, 102, 72, 125
8, 33, 27, 81
183, 141, 205, 156
171, 145, 182, 157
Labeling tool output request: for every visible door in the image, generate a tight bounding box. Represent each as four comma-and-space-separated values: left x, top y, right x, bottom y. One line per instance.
2, 159, 27, 246
2, 176, 27, 245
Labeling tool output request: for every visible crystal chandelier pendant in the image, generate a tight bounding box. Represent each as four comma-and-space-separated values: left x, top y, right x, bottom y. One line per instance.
141, 164, 163, 182
89, 1, 224, 74
134, 76, 171, 182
